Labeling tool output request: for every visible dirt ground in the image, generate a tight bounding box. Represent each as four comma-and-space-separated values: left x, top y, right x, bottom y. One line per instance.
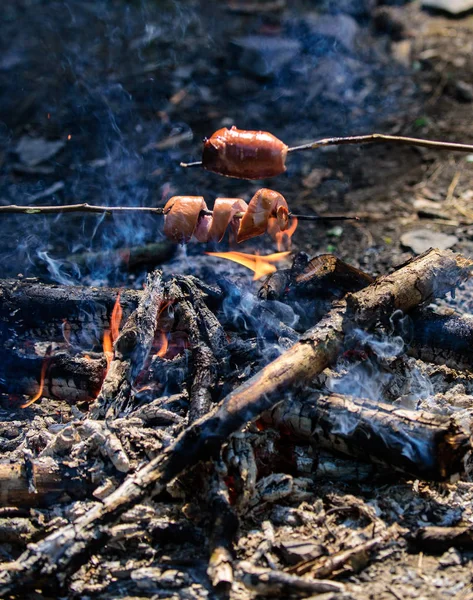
2, 1, 473, 598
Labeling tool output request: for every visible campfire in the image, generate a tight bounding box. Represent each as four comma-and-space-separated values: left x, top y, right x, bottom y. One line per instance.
1, 243, 473, 596
3, 2, 473, 599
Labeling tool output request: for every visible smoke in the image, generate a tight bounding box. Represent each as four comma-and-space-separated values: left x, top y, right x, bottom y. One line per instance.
37, 251, 81, 286
0, 1, 419, 286
327, 313, 434, 437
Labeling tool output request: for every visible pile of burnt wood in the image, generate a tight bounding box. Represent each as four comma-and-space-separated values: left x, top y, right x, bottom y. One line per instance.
1, 248, 473, 597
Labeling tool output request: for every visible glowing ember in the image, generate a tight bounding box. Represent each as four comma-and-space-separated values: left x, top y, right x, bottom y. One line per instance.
155, 331, 169, 358
206, 251, 291, 280
21, 346, 52, 408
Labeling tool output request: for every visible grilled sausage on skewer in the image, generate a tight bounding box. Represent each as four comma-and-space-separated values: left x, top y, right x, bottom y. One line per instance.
182, 128, 473, 180
208, 198, 248, 242
237, 189, 288, 243
163, 196, 207, 243
202, 126, 288, 180
163, 189, 290, 244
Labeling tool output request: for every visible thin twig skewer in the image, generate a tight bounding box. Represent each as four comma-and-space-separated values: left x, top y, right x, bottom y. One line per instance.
287, 133, 473, 154
0, 203, 357, 221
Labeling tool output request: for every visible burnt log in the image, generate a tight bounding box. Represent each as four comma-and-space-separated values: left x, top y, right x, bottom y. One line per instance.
261, 393, 469, 480
0, 249, 469, 597
410, 526, 473, 553
0, 279, 141, 345
409, 308, 473, 369
90, 270, 164, 419
206, 469, 238, 591
0, 351, 105, 403
67, 241, 176, 272
170, 277, 228, 422
0, 459, 94, 508
258, 253, 374, 301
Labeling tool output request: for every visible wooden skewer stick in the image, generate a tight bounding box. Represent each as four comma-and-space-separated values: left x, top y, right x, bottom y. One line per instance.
0, 203, 358, 221
180, 132, 473, 168
287, 133, 473, 154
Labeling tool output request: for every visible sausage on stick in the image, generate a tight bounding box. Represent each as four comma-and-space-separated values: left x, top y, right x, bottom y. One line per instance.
163, 188, 289, 244
181, 126, 473, 180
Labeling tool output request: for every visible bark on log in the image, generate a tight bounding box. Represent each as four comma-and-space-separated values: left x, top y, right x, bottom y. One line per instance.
0, 249, 471, 596
410, 526, 473, 552
67, 241, 176, 272
0, 459, 94, 507
261, 393, 469, 480
258, 253, 374, 301
90, 270, 164, 419
409, 308, 473, 369
0, 351, 105, 403
220, 250, 472, 425
0, 279, 141, 345
169, 277, 227, 422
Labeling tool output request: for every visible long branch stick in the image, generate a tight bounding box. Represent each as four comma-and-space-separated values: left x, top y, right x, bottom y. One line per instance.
181, 132, 473, 168
0, 203, 355, 222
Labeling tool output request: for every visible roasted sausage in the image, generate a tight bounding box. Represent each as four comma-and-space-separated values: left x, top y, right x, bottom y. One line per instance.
163, 189, 290, 244
207, 198, 248, 242
202, 126, 288, 180
237, 188, 288, 243
163, 196, 207, 243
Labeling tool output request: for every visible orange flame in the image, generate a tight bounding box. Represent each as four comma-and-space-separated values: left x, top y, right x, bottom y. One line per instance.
158, 299, 172, 318
21, 346, 52, 408
103, 330, 113, 369
155, 331, 169, 358
103, 293, 123, 370
274, 217, 298, 251
111, 292, 123, 343
205, 251, 291, 280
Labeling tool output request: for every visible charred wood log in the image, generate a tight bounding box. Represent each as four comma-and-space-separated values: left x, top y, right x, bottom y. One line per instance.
170, 277, 228, 421
0, 459, 94, 508
189, 345, 217, 422
258, 253, 374, 301
0, 249, 471, 596
261, 393, 469, 480
409, 308, 473, 369
237, 563, 345, 596
206, 469, 238, 591
67, 241, 176, 273
90, 270, 164, 419
0, 351, 105, 403
0, 279, 141, 345
410, 526, 473, 553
